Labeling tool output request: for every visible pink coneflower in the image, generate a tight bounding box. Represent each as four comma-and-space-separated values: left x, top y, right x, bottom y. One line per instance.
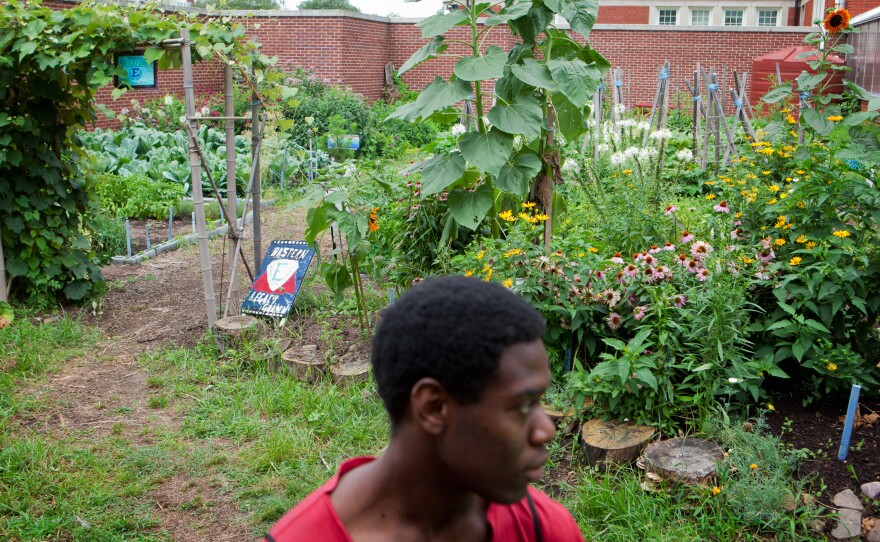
643, 267, 656, 283
760, 237, 773, 249
616, 271, 627, 284
633, 306, 648, 321
665, 205, 678, 216
673, 294, 688, 308
697, 268, 710, 281
610, 252, 624, 264
727, 262, 740, 276
755, 271, 770, 280
713, 201, 731, 213
595, 270, 606, 280
676, 253, 689, 266
601, 289, 621, 307
686, 259, 701, 273
663, 241, 676, 251
730, 228, 746, 240
681, 230, 694, 243
643, 254, 656, 266
654, 265, 671, 281
634, 252, 645, 262
757, 249, 775, 262
649, 245, 662, 254
690, 241, 714, 260
607, 312, 623, 330
624, 264, 639, 276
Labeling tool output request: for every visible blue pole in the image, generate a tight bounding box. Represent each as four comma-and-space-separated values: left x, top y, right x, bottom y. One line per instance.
564, 343, 573, 372
145, 224, 151, 251
167, 206, 174, 242
125, 219, 131, 257
838, 384, 862, 461
389, 287, 396, 305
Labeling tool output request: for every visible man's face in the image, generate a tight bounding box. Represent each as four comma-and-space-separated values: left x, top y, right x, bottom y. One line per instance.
441, 339, 556, 504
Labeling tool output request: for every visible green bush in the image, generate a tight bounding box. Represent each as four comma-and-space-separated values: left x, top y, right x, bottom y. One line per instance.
92, 173, 186, 220
360, 101, 440, 159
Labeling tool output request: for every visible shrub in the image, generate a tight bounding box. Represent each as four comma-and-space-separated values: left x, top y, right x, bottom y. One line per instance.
92, 173, 186, 220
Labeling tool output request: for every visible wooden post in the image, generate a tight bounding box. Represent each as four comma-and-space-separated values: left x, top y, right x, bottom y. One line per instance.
251, 47, 263, 272
181, 28, 217, 329
225, 61, 240, 314
0, 224, 7, 302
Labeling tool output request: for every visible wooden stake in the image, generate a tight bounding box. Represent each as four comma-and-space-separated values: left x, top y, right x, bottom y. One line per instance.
251, 48, 263, 272
225, 61, 240, 314
0, 224, 7, 302
181, 28, 218, 330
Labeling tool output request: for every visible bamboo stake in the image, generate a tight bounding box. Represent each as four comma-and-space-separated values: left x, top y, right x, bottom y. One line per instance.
251, 49, 263, 272
181, 28, 217, 330
225, 61, 240, 314
0, 224, 7, 303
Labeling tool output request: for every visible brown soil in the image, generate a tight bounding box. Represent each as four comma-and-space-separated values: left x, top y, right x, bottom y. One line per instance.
15, 205, 362, 540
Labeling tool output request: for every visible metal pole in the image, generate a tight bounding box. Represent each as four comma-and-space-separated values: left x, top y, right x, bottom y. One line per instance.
0, 225, 7, 303
146, 224, 151, 251
125, 219, 132, 257
225, 60, 240, 314
168, 206, 174, 242
251, 47, 262, 272
181, 28, 218, 329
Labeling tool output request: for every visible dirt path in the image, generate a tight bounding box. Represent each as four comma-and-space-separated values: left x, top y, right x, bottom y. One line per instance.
20, 206, 309, 540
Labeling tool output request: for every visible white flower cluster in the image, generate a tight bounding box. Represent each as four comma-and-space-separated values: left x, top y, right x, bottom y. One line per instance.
649, 129, 673, 141
451, 123, 466, 137
676, 149, 694, 162
561, 157, 580, 175
164, 95, 174, 106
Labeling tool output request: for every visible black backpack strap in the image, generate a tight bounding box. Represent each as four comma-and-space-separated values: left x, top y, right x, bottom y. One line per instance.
526, 491, 543, 542
263, 534, 278, 542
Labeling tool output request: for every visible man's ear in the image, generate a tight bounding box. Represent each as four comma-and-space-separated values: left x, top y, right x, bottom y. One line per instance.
409, 378, 448, 436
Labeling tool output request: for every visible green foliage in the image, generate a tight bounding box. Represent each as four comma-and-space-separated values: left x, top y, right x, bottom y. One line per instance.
0, 0, 248, 304
296, 0, 360, 10
195, 0, 279, 9
93, 173, 186, 220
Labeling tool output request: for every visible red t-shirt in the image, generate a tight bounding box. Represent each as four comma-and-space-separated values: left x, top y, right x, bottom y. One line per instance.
265, 457, 584, 542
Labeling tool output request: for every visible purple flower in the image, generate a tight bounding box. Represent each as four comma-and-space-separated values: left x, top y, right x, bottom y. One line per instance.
681, 231, 694, 243
713, 201, 731, 213
633, 306, 648, 321
665, 205, 678, 216
607, 312, 623, 330
697, 268, 710, 281
673, 294, 687, 308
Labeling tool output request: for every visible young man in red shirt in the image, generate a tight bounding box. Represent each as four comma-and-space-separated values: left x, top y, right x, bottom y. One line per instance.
265, 275, 584, 542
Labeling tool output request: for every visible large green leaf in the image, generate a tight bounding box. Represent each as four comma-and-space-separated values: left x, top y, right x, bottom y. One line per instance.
387, 76, 472, 122
488, 92, 543, 139
448, 184, 494, 230
453, 46, 507, 81
459, 128, 514, 176
418, 10, 470, 38
548, 58, 599, 107
509, 4, 553, 45
801, 109, 833, 136
511, 58, 557, 90
485, 1, 532, 25
560, 0, 598, 37
842, 111, 879, 127
796, 71, 826, 92
761, 83, 792, 104
399, 36, 447, 75
421, 152, 466, 195
496, 151, 542, 195
552, 93, 586, 141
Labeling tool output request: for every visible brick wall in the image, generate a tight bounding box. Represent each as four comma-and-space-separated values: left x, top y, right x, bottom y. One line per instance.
597, 6, 650, 24
38, 3, 812, 128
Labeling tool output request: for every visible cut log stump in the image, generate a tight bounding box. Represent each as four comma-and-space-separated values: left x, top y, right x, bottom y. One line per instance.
282, 345, 325, 383
642, 437, 724, 484
214, 315, 258, 353
580, 418, 655, 467
252, 338, 292, 371
331, 345, 370, 386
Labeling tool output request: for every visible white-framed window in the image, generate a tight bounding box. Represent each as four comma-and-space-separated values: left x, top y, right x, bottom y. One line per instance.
658, 8, 678, 25
757, 9, 779, 26
690, 8, 711, 25
724, 9, 744, 26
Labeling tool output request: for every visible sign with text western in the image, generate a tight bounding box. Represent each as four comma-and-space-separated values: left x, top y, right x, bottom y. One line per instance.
241, 240, 315, 318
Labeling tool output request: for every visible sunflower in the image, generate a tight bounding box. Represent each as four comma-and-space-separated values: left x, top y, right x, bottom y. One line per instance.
823, 8, 850, 33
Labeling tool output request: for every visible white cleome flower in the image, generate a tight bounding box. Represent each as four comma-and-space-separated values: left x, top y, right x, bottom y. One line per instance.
562, 157, 580, 175
624, 146, 640, 158
164, 95, 174, 106
451, 123, 466, 137
610, 152, 627, 165
613, 103, 626, 116
201, 106, 211, 116
676, 149, 694, 162
649, 129, 673, 140
636, 121, 651, 132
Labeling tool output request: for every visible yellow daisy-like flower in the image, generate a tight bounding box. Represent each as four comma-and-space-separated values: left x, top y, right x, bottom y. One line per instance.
518, 212, 531, 221
796, 235, 808, 243
476, 250, 485, 260
806, 241, 817, 250
796, 201, 805, 209
622, 169, 633, 175
767, 198, 778, 205
503, 278, 513, 288
522, 201, 537, 208
534, 213, 549, 221
779, 193, 788, 199
832, 229, 851, 238
705, 181, 715, 186
464, 270, 474, 277
504, 248, 521, 258
741, 256, 755, 264
498, 210, 516, 222
787, 115, 797, 124
827, 362, 838, 371
768, 185, 780, 192
775, 238, 786, 246
705, 194, 716, 200
749, 464, 758, 470
827, 115, 843, 122
734, 212, 743, 219
774, 216, 787, 228
789, 256, 802, 266
712, 486, 721, 496
768, 404, 775, 411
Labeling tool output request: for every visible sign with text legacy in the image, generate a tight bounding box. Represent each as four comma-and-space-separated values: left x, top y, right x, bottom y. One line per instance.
242, 240, 315, 318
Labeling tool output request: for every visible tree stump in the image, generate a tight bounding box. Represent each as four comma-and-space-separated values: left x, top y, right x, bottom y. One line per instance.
543, 397, 594, 424
214, 315, 258, 353
331, 346, 370, 386
642, 437, 724, 484
580, 418, 655, 467
252, 338, 292, 371
282, 345, 325, 383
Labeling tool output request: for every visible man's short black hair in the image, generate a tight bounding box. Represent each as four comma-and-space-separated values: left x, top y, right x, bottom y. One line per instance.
371, 275, 546, 425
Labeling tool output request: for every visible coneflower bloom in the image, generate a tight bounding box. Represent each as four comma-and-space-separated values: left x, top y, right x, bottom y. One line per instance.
676, 253, 689, 266
633, 306, 648, 321
643, 267, 656, 283
757, 249, 775, 262
663, 241, 676, 251
686, 259, 701, 273
690, 241, 714, 260
697, 268, 710, 281
681, 230, 694, 243
673, 294, 687, 308
665, 205, 678, 216
601, 289, 621, 307
606, 312, 623, 330
624, 264, 639, 277
610, 252, 624, 264
713, 201, 731, 213
654, 265, 671, 281
649, 245, 661, 254
643, 254, 655, 266
730, 228, 746, 240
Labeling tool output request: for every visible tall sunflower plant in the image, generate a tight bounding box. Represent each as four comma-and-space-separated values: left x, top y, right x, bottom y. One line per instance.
390, 0, 608, 250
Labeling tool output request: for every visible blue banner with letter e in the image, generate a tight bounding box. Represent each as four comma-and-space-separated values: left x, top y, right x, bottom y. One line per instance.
241, 240, 315, 318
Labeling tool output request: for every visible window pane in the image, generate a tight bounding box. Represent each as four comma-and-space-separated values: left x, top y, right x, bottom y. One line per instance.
691, 9, 710, 25
724, 9, 743, 26
659, 9, 678, 25
758, 10, 778, 26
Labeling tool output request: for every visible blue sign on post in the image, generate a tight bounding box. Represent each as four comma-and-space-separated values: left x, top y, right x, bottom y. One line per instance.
241, 240, 315, 318
326, 134, 360, 150
115, 53, 157, 88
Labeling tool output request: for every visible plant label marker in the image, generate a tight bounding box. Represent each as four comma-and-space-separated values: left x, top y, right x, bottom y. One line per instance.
241, 240, 315, 319
838, 384, 862, 461
145, 224, 151, 250
125, 219, 132, 257
167, 206, 174, 241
